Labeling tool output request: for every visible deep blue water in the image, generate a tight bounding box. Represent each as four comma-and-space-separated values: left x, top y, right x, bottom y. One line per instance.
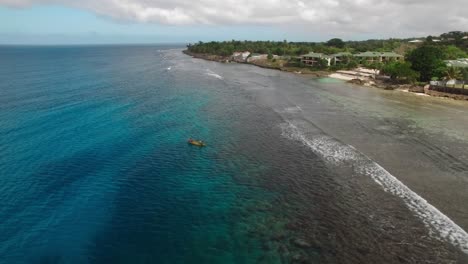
0, 45, 295, 263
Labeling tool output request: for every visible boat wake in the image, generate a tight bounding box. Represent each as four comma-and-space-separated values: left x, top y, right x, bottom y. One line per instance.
280, 121, 468, 254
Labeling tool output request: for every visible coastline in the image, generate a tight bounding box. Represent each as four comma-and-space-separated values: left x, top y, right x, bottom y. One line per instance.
183, 50, 468, 101
183, 50, 330, 78
179, 49, 468, 261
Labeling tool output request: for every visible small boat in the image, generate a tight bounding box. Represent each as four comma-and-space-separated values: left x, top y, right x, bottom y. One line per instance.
188, 138, 206, 147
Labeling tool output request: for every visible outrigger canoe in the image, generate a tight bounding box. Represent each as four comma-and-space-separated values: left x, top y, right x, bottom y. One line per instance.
188, 139, 206, 147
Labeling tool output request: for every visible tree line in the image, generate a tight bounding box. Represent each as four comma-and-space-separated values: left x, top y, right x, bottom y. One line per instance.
187, 38, 409, 57
186, 31, 468, 83
382, 43, 468, 83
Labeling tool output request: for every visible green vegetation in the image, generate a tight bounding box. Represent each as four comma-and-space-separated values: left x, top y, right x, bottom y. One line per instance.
441, 45, 467, 60
443, 67, 463, 81
267, 52, 273, 60
463, 68, 468, 81
406, 45, 446, 82
326, 38, 345, 48
406, 44, 467, 82
186, 38, 414, 57
381, 62, 420, 83
186, 31, 468, 84
440, 31, 468, 50
317, 58, 329, 69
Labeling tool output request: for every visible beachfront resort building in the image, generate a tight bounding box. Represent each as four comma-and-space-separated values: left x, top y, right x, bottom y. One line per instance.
300, 51, 403, 67
354, 51, 403, 64
332, 52, 353, 65
300, 52, 331, 66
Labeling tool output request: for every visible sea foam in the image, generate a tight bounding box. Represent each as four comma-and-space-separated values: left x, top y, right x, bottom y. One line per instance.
280, 122, 468, 254
282, 106, 302, 114
205, 69, 224, 80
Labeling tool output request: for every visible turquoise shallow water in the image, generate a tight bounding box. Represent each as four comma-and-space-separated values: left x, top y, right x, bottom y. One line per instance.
0, 46, 293, 263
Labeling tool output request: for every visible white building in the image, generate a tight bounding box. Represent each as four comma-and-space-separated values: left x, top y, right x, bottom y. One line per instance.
445, 58, 468, 68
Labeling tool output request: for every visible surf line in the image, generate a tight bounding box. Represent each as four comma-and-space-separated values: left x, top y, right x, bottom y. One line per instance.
205, 69, 224, 80
281, 122, 468, 254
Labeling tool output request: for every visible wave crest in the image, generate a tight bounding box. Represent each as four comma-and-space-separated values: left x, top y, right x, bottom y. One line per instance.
280, 121, 468, 254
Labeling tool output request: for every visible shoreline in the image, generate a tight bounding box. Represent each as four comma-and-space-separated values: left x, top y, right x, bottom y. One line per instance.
183, 50, 330, 77
183, 50, 468, 101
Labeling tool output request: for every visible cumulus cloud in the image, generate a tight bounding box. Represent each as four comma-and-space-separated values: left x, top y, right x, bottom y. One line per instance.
1, 0, 467, 36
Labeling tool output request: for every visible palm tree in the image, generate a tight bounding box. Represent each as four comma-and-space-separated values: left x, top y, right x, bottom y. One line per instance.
443, 67, 462, 88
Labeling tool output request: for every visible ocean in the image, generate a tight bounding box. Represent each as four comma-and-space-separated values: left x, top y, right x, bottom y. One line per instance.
1, 45, 468, 263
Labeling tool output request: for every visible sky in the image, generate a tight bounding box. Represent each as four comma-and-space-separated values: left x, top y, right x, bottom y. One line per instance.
0, 0, 467, 44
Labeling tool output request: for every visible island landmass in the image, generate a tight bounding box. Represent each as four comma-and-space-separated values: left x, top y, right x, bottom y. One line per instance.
184, 31, 468, 100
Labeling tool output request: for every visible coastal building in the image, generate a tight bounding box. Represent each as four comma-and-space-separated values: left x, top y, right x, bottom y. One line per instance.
379, 52, 404, 62
354, 51, 403, 64
299, 51, 403, 67
353, 51, 381, 64
300, 52, 331, 66
331, 52, 353, 65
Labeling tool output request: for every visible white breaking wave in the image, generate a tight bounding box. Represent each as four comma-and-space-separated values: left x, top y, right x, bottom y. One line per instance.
280, 122, 468, 254
206, 73, 223, 79
282, 106, 302, 114
205, 69, 223, 80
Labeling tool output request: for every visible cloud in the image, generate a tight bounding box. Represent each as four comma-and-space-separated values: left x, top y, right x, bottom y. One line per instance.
1, 0, 467, 37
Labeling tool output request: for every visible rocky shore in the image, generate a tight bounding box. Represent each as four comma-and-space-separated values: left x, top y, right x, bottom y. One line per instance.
345, 78, 468, 100
183, 50, 230, 63
423, 85, 468, 100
